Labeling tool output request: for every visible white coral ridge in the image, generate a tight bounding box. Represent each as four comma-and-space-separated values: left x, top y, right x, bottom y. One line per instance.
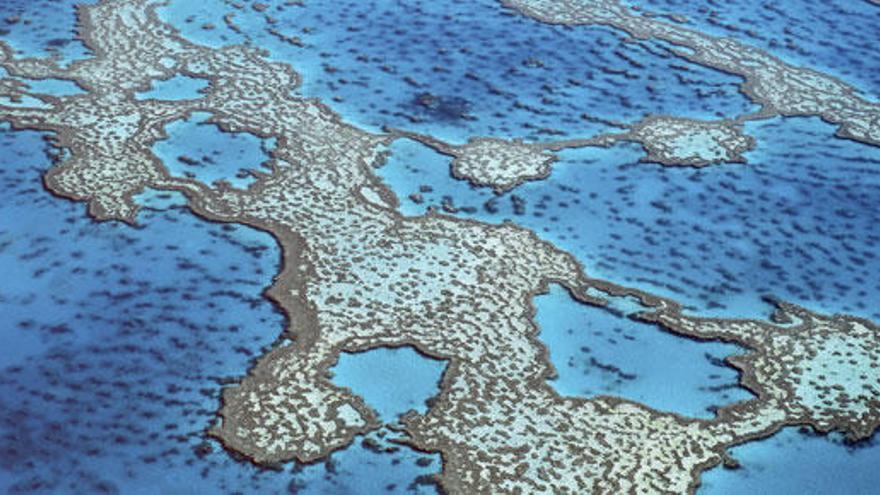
450, 138, 556, 191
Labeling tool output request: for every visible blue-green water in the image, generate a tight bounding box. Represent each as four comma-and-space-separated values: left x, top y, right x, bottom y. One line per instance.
625, 0, 880, 98
699, 428, 880, 495
136, 74, 208, 101
152, 112, 274, 188
160, 0, 755, 143
0, 0, 97, 65
2, 0, 880, 492
332, 346, 447, 423
0, 68, 84, 108
0, 126, 438, 494
535, 284, 751, 419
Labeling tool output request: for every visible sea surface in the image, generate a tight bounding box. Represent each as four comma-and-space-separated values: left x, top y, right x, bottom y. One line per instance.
699, 428, 880, 495
160, 0, 756, 143
331, 347, 447, 423
0, 0, 97, 65
625, 0, 880, 98
0, 126, 439, 494
2, 0, 879, 493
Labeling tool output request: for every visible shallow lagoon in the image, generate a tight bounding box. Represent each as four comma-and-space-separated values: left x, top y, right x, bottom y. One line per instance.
0, 68, 84, 108
136, 74, 208, 101
152, 111, 274, 188
535, 284, 750, 419
332, 346, 447, 423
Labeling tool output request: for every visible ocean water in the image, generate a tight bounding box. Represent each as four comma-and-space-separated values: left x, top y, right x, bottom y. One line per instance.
377, 116, 880, 321
535, 284, 750, 419
0, 125, 438, 494
0, 0, 97, 65
625, 0, 880, 98
151, 111, 275, 189
331, 346, 447, 423
3, 0, 880, 493
160, 0, 757, 143
699, 428, 880, 495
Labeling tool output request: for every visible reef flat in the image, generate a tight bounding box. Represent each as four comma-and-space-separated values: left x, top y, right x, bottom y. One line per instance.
392, 115, 757, 191
1, 0, 879, 493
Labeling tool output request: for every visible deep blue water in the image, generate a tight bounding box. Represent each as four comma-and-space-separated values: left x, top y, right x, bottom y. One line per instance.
160, 0, 756, 143
535, 284, 750, 419
625, 0, 880, 98
699, 428, 880, 495
0, 125, 438, 494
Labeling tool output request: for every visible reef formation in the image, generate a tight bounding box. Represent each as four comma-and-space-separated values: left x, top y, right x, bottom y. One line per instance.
1, 0, 879, 493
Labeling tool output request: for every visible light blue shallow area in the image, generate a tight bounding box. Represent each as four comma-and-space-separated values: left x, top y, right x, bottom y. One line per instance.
136, 74, 209, 101
377, 117, 880, 321
160, 0, 756, 143
17, 77, 83, 96
0, 125, 439, 494
625, 0, 880, 98
699, 428, 880, 495
0, 93, 50, 108
535, 284, 750, 418
0, 0, 98, 65
152, 111, 274, 188
332, 346, 447, 423
0, 68, 85, 107
0, 67, 85, 96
